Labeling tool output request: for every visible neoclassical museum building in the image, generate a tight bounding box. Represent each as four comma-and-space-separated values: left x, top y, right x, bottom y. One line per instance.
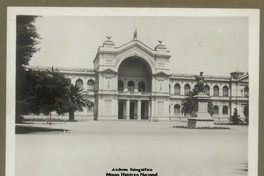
29, 34, 249, 122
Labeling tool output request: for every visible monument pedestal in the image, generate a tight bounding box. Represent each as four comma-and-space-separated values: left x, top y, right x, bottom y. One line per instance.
187, 92, 214, 128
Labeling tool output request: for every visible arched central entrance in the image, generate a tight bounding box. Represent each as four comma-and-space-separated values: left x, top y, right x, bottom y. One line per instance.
117, 56, 152, 120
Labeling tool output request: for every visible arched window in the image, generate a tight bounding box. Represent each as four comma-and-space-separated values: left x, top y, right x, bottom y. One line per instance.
222, 106, 228, 115
138, 81, 145, 92
213, 106, 219, 114
174, 84, 180, 95
184, 84, 190, 94
244, 105, 249, 117
174, 104, 180, 115
213, 85, 219, 96
194, 84, 199, 91
128, 81, 134, 92
118, 80, 124, 92
244, 87, 249, 97
223, 86, 228, 97
87, 79, 95, 91
204, 85, 210, 95
76, 79, 83, 87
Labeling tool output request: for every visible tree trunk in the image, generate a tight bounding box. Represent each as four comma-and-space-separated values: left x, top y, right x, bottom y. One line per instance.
69, 110, 75, 121
49, 113, 51, 126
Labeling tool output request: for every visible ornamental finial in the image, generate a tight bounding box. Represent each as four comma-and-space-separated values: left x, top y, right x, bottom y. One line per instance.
133, 29, 137, 39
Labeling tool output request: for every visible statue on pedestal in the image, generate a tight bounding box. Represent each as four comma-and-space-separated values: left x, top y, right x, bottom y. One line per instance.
182, 71, 214, 128
194, 72, 206, 92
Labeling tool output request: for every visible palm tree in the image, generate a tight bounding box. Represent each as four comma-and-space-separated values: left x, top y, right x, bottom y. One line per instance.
181, 89, 214, 117
68, 84, 94, 121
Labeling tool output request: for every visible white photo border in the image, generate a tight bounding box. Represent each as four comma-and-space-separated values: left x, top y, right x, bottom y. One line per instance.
6, 7, 260, 176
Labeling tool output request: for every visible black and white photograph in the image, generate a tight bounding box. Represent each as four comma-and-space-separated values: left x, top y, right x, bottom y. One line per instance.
6, 8, 260, 176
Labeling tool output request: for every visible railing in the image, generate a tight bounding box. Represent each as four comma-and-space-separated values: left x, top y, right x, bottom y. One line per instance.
230, 96, 249, 101
118, 91, 170, 96
118, 91, 151, 95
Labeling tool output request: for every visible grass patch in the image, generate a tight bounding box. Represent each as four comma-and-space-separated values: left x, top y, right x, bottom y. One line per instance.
16, 125, 69, 134
215, 122, 248, 125
173, 126, 230, 129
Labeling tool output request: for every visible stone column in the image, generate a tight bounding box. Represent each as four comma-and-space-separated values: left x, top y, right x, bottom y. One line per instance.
219, 105, 222, 121
210, 87, 213, 96
123, 102, 126, 118
170, 104, 174, 120
148, 101, 151, 120
124, 80, 128, 92
219, 86, 223, 97
180, 86, 184, 96
126, 99, 130, 120
135, 80, 139, 93
137, 100, 141, 120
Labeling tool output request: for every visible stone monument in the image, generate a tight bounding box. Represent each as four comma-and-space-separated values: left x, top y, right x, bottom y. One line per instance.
187, 72, 215, 128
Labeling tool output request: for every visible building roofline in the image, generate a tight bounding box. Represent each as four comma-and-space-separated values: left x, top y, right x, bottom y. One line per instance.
170, 73, 231, 79
27, 65, 248, 81
27, 65, 96, 73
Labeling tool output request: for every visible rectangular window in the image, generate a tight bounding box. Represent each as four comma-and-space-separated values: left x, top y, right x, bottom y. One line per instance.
174, 85, 180, 95
184, 87, 190, 94
158, 80, 163, 91
223, 87, 228, 97
106, 77, 111, 89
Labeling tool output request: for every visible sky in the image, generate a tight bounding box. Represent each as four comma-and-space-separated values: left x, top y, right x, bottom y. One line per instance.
29, 16, 249, 76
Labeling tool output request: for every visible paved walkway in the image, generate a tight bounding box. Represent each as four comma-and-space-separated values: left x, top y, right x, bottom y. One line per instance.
16, 121, 248, 176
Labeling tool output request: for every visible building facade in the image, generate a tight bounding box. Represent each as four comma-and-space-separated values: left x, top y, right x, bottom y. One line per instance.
29, 34, 249, 121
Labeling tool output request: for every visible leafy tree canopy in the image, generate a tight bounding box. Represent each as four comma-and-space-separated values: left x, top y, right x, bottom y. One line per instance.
18, 70, 71, 116
16, 15, 41, 71
181, 89, 214, 117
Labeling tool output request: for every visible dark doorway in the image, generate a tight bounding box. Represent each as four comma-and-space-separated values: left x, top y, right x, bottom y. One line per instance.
118, 102, 124, 119
130, 102, 135, 119
141, 102, 146, 119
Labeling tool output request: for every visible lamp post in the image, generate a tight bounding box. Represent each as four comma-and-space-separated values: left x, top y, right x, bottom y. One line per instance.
235, 75, 238, 109
230, 72, 239, 116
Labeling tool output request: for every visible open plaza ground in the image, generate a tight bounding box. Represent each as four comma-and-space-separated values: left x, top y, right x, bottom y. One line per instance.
15, 120, 248, 176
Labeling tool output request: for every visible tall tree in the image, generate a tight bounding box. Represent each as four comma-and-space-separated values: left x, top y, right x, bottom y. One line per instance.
37, 71, 70, 125
16, 16, 41, 122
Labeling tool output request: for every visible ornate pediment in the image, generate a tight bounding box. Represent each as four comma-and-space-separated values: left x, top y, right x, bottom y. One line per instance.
115, 40, 156, 57
237, 74, 249, 82
153, 71, 170, 77
99, 68, 118, 75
